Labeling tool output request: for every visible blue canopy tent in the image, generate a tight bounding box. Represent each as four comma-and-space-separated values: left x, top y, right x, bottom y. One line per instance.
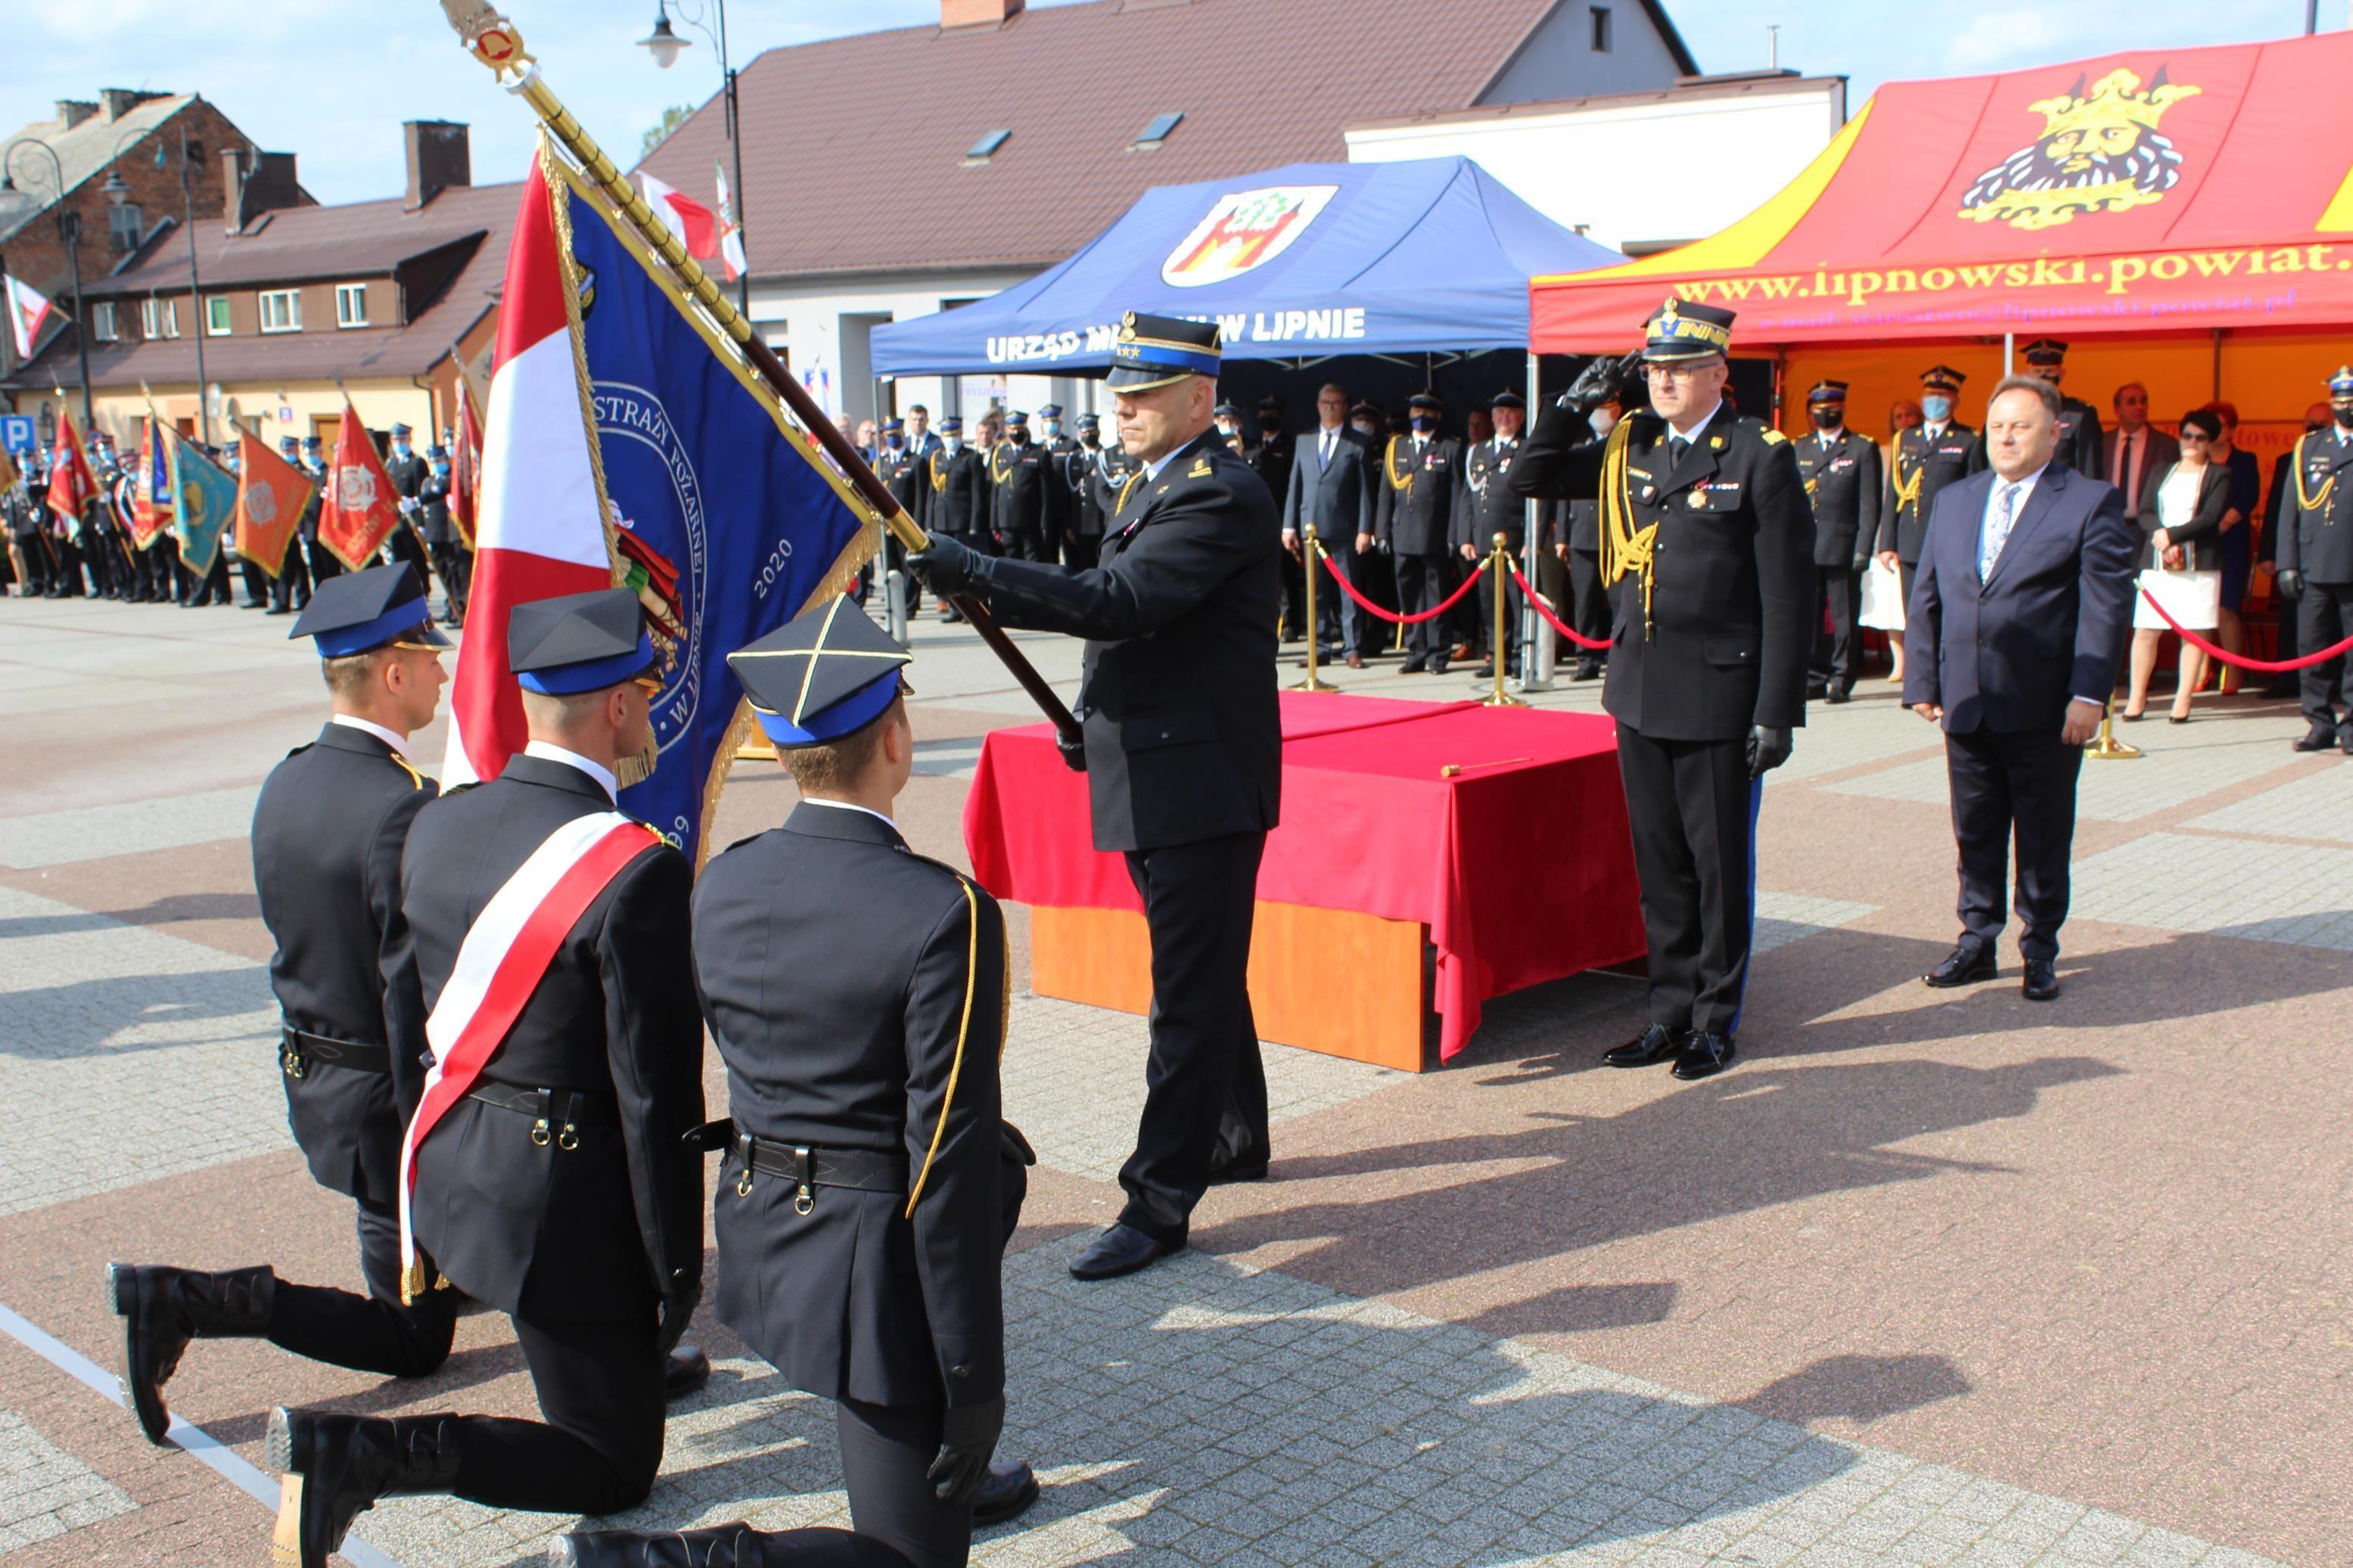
869, 157, 1622, 377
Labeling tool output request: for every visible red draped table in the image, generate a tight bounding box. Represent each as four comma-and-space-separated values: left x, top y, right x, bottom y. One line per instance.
963, 691, 1646, 1068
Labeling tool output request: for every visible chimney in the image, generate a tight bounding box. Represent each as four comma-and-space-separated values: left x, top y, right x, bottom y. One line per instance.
55, 99, 98, 132
941, 0, 1023, 28
100, 88, 165, 123
224, 147, 303, 233
403, 121, 472, 212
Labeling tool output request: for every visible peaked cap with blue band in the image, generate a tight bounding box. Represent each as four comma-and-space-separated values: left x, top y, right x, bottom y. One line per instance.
729, 598, 910, 749
1106, 311, 1221, 391
508, 588, 657, 696
289, 563, 449, 657
2328, 365, 2353, 396
1641, 297, 1735, 362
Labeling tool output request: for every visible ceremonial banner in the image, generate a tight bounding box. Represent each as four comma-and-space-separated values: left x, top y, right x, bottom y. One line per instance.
444, 143, 875, 864
232, 429, 312, 577
639, 169, 717, 260
45, 410, 97, 536
715, 160, 744, 281
317, 399, 401, 570
124, 421, 174, 549
5, 275, 55, 361
449, 374, 482, 547
168, 430, 237, 576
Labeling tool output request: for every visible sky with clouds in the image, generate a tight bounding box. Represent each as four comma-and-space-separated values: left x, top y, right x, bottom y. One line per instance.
2, 0, 2341, 207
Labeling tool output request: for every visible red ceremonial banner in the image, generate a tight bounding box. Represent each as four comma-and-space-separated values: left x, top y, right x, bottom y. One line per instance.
234, 429, 314, 578
316, 398, 401, 571
44, 409, 98, 532
449, 377, 482, 548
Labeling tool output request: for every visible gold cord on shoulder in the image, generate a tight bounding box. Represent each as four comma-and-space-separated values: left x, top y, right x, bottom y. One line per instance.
929, 450, 946, 493
905, 878, 981, 1218
1383, 435, 1414, 495
2293, 430, 2337, 516
1596, 418, 1657, 639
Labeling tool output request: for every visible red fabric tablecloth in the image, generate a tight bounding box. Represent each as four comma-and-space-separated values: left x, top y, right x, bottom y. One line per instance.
963, 691, 1645, 1060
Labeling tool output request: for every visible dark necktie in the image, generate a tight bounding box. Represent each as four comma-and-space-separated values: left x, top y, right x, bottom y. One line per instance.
1669, 436, 1690, 464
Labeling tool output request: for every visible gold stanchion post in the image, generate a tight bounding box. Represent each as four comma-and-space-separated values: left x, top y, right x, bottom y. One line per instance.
2083, 697, 2141, 759
1481, 532, 1528, 708
1291, 525, 1338, 693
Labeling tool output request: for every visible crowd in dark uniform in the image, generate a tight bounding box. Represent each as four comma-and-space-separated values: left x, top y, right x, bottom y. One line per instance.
2, 419, 471, 630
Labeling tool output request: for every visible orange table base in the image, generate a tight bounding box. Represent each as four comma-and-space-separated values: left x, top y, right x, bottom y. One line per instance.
1029, 901, 1429, 1072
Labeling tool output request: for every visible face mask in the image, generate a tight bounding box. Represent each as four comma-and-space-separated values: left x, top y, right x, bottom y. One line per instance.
1259, 415, 1282, 433
1922, 396, 1954, 422
944, 434, 962, 452
433, 461, 450, 477
1217, 422, 1238, 438
393, 442, 411, 458
1043, 420, 1062, 439
1811, 408, 1842, 430
1410, 414, 1438, 434
885, 434, 903, 450
1352, 421, 1377, 438
2336, 405, 2353, 430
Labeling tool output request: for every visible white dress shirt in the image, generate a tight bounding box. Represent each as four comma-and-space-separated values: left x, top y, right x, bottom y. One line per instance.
1666, 400, 1723, 447
1978, 464, 2103, 709
798, 796, 900, 834
523, 739, 618, 802
331, 714, 411, 757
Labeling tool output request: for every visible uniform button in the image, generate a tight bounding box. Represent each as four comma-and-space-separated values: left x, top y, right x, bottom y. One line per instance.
950, 1363, 971, 1380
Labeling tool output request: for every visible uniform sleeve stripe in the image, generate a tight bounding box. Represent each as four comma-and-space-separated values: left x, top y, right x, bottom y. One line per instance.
904, 877, 980, 1218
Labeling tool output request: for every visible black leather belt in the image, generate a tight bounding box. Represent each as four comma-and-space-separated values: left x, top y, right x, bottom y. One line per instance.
281, 1026, 390, 1079
679, 1119, 907, 1213
465, 1082, 616, 1150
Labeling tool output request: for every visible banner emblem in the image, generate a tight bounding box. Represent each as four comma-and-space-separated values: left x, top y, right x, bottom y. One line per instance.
1162, 185, 1337, 288
337, 464, 379, 511
1958, 67, 2201, 232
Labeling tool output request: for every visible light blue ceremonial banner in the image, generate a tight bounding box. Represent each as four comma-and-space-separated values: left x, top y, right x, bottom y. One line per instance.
169, 434, 237, 576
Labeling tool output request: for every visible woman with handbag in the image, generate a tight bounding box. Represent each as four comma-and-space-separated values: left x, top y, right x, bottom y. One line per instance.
2123, 408, 2233, 723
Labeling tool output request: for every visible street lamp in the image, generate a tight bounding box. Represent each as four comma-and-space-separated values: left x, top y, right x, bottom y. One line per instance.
101, 129, 213, 448
638, 0, 750, 318
0, 135, 95, 430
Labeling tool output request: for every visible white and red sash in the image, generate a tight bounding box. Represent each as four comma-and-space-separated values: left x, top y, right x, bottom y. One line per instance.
397, 811, 659, 1299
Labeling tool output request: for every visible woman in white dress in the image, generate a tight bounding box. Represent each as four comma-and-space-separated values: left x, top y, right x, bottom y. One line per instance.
2123, 408, 2233, 723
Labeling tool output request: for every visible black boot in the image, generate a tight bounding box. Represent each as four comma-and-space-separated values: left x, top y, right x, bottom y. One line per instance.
552, 1523, 762, 1566
267, 1408, 462, 1568
107, 1262, 275, 1445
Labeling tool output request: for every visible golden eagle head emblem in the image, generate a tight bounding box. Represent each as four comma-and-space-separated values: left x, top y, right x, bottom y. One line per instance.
1959, 67, 2200, 232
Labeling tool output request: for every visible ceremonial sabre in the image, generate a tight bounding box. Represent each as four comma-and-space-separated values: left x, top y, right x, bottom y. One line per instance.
436, 0, 1080, 746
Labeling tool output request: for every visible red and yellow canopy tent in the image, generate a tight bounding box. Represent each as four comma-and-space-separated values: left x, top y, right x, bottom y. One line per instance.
1531, 33, 2353, 438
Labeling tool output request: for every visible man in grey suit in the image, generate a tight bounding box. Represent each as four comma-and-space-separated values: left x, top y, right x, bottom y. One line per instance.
2102, 382, 2177, 523
1282, 383, 1375, 666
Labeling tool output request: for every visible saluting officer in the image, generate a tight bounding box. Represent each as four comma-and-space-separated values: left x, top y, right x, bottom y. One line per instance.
1877, 367, 1982, 611
1512, 298, 1814, 1081
562, 606, 1038, 1568
110, 566, 453, 1448
1456, 390, 1531, 680
1064, 411, 1110, 570
2276, 365, 2353, 755
909, 312, 1279, 1282
2012, 340, 2104, 476
1378, 392, 1466, 675
1793, 380, 1882, 703
267, 589, 708, 1568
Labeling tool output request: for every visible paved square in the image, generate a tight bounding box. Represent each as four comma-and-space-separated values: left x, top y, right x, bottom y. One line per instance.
0, 1408, 135, 1554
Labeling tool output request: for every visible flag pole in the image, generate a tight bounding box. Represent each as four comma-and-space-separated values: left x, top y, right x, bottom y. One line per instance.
436, 1, 1081, 747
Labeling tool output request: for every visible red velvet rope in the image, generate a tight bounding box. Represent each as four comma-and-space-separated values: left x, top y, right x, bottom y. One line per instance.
1312, 539, 1484, 624
1508, 564, 1613, 650
2137, 586, 2353, 672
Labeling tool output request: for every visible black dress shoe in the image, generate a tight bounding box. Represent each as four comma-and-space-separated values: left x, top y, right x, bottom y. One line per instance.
1571, 661, 1602, 682
1671, 1031, 1736, 1081
1397, 655, 1427, 674
664, 1343, 710, 1399
268, 1408, 460, 1568
2021, 959, 2059, 1002
1472, 661, 1497, 678
1602, 1022, 1683, 1068
1069, 1223, 1177, 1281
974, 1458, 1040, 1526
109, 1262, 275, 1445
1429, 655, 1450, 675
552, 1523, 761, 1566
265, 604, 293, 616
2293, 726, 2339, 753
1922, 945, 1997, 988
1825, 685, 1851, 704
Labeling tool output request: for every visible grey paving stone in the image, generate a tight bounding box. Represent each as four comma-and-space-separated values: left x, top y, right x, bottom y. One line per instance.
2068, 831, 2353, 952
0, 1408, 135, 1553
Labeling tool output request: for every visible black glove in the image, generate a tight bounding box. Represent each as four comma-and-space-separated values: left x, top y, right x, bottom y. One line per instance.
1561, 350, 1645, 413
2276, 567, 2305, 599
1746, 725, 1792, 778
657, 1270, 699, 1356
907, 533, 980, 596
1851, 553, 1871, 575
1055, 728, 1087, 773
926, 1396, 1004, 1505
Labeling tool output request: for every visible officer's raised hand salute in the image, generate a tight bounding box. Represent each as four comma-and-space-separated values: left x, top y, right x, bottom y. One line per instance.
1512, 300, 1814, 1083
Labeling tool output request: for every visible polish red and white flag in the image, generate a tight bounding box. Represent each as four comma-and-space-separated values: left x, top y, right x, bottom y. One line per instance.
442, 156, 617, 788
638, 169, 718, 260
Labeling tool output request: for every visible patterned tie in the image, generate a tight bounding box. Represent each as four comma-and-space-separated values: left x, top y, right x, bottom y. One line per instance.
1981, 481, 2018, 579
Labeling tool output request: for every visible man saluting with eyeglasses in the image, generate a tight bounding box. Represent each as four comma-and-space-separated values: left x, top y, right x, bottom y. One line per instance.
1511, 299, 1815, 1082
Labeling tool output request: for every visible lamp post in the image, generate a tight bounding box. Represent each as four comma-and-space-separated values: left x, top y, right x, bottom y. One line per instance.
0, 136, 94, 430
639, 0, 751, 319
103, 126, 211, 448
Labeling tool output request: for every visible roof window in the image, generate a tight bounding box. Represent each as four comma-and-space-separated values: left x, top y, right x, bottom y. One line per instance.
962, 129, 1011, 166
1132, 112, 1184, 151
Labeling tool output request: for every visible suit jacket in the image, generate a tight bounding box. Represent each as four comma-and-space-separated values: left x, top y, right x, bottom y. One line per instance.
971, 427, 1282, 852
2101, 424, 2178, 517
386, 754, 704, 1321
1373, 434, 1463, 558
1512, 399, 1815, 741
988, 438, 1053, 538
695, 803, 1008, 1410
1792, 426, 1883, 567
2276, 427, 2353, 584
1065, 442, 1109, 539
875, 445, 928, 532
1453, 435, 1531, 553
1280, 426, 1373, 545
1247, 435, 1295, 526
2134, 461, 2232, 571
929, 446, 990, 539
251, 723, 437, 1207
1903, 464, 2136, 734
1878, 421, 1983, 563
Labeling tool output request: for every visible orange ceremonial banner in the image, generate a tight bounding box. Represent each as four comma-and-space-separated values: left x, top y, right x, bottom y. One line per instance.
316, 398, 401, 572
234, 430, 313, 579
